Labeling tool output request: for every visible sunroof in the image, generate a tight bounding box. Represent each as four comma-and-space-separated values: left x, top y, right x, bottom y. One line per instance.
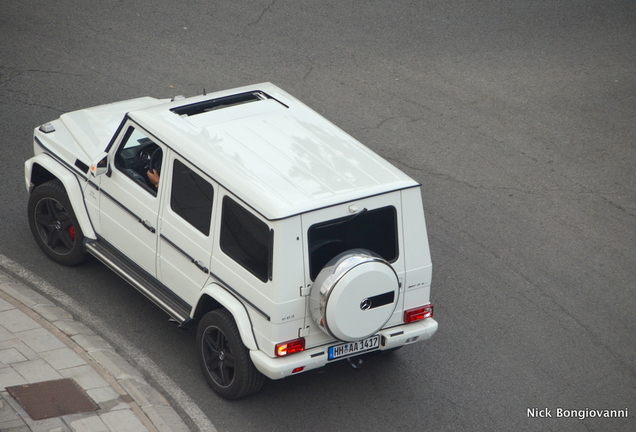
171, 91, 283, 117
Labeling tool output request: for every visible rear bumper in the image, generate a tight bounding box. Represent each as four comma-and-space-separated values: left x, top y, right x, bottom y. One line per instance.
250, 318, 438, 380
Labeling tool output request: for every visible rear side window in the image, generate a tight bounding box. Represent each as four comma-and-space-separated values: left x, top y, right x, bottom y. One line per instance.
308, 206, 398, 280
170, 159, 214, 235
220, 196, 272, 282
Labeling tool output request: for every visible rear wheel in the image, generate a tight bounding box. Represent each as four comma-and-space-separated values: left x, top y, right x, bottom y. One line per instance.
28, 180, 86, 266
196, 309, 264, 399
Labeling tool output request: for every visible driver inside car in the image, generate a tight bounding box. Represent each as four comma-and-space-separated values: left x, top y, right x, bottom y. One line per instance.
114, 127, 163, 192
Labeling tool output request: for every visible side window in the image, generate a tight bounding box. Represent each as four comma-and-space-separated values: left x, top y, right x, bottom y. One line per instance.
170, 159, 214, 235
220, 196, 272, 282
114, 126, 163, 195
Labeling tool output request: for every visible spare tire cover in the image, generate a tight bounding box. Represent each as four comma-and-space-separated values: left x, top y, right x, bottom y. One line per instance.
310, 249, 399, 341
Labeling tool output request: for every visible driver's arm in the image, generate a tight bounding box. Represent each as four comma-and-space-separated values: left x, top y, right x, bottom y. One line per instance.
147, 169, 160, 187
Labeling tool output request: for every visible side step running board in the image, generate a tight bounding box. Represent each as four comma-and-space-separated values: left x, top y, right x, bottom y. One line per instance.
85, 241, 194, 327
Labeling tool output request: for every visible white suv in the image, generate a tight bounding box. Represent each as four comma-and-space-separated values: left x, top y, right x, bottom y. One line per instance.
25, 83, 438, 399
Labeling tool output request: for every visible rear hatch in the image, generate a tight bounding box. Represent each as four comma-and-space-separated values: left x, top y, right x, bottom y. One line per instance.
300, 191, 406, 348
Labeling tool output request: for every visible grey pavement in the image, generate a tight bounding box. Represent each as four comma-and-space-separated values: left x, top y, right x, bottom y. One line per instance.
0, 270, 190, 432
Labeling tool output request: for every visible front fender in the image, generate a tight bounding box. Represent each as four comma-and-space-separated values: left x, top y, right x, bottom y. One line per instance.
25, 153, 96, 240
196, 284, 258, 351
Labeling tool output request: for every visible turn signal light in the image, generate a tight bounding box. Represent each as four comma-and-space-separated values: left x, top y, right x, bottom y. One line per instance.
275, 338, 305, 357
404, 304, 434, 323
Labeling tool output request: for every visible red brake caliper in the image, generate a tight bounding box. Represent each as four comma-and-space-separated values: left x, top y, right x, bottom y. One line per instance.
68, 225, 76, 241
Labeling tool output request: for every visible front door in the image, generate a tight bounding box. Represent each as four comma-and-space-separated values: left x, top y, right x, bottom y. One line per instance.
97, 121, 166, 276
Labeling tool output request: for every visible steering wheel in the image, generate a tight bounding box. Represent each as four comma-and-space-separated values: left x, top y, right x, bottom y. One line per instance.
148, 147, 162, 174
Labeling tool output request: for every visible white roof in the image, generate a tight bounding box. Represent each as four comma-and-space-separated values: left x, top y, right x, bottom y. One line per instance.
128, 83, 418, 220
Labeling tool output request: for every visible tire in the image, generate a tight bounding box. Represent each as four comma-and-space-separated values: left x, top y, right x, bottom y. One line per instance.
196, 309, 264, 400
27, 180, 87, 266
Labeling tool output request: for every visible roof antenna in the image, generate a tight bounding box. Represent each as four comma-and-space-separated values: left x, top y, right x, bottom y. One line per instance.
203, 88, 207, 96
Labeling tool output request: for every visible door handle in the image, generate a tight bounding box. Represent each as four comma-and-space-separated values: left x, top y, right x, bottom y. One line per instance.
140, 220, 156, 233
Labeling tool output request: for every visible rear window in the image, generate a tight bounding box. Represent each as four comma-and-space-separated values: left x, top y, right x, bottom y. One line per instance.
220, 196, 272, 282
308, 206, 398, 280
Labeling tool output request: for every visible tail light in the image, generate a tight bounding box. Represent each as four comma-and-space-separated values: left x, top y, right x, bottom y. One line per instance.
275, 338, 305, 357
404, 304, 433, 323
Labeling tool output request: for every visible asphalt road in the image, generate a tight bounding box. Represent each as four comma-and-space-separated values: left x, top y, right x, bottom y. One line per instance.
1, 1, 635, 431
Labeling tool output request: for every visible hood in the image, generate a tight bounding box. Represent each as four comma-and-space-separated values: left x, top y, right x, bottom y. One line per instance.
59, 97, 163, 158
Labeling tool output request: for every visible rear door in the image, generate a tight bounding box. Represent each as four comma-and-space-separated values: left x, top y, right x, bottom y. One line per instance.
97, 121, 165, 276
157, 156, 216, 306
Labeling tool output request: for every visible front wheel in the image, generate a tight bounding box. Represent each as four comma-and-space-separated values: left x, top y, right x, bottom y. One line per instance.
28, 180, 86, 266
196, 309, 264, 399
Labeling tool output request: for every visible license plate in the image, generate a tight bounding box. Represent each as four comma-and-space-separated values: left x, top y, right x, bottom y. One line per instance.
328, 335, 380, 360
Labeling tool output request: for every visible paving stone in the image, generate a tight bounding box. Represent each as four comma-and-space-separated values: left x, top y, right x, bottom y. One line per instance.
40, 347, 86, 370
143, 403, 192, 432
16, 327, 65, 353
119, 378, 168, 408
21, 416, 70, 432
53, 320, 92, 337
0, 324, 15, 342
0, 282, 50, 309
0, 366, 28, 388
100, 409, 148, 432
89, 349, 144, 381
0, 340, 39, 361
0, 348, 28, 365
12, 359, 63, 383
71, 333, 114, 352
58, 364, 109, 391
0, 419, 29, 431
86, 386, 129, 412
0, 391, 23, 422
0, 309, 40, 333
64, 412, 109, 432
31, 304, 73, 322
0, 296, 14, 312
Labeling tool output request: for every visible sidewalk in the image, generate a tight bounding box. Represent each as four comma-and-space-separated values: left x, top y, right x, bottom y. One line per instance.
0, 270, 191, 432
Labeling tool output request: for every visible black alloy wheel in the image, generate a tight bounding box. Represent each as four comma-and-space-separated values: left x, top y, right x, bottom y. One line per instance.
196, 309, 264, 400
28, 180, 86, 266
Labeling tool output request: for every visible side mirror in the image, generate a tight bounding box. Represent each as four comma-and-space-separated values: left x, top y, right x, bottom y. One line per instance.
90, 153, 109, 177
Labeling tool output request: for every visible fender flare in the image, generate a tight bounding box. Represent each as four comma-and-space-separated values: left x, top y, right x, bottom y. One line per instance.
25, 153, 97, 240
196, 284, 259, 351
